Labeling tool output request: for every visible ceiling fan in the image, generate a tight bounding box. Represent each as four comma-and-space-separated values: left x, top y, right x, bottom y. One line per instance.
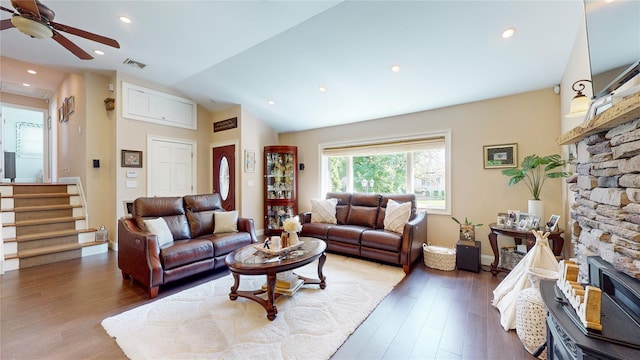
0, 0, 120, 60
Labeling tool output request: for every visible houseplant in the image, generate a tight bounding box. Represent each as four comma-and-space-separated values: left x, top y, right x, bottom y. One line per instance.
501, 154, 570, 219
452, 217, 483, 240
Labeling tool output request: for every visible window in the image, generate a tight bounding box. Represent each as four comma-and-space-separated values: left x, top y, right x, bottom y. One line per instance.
321, 131, 450, 213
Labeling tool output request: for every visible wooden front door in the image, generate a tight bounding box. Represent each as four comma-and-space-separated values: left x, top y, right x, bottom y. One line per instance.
212, 144, 235, 210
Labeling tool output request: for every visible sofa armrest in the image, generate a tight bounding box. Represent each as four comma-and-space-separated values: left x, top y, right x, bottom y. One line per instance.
117, 218, 163, 293
298, 212, 312, 224
237, 217, 258, 244
400, 210, 428, 270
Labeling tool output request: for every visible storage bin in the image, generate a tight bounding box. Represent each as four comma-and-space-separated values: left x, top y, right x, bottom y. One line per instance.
423, 243, 456, 271
500, 246, 525, 270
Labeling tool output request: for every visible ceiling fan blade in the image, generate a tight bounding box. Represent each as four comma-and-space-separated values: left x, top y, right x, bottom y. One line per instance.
1, 5, 16, 14
50, 21, 120, 48
0, 18, 14, 30
52, 30, 93, 60
11, 0, 40, 19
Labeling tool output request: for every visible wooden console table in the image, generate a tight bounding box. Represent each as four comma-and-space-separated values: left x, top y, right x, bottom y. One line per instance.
488, 223, 564, 276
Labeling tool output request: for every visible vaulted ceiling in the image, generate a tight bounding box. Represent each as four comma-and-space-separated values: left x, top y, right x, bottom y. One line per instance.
0, 0, 584, 132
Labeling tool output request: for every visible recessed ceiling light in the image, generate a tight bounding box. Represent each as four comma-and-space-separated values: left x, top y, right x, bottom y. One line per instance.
391, 65, 401, 73
319, 86, 327, 93
22, 83, 30, 87
502, 27, 515, 39
119, 16, 131, 23
27, 69, 36, 74
94, 50, 104, 55
268, 100, 275, 105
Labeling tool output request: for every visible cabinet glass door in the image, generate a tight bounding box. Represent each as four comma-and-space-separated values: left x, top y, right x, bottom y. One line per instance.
266, 205, 296, 231
266, 152, 295, 199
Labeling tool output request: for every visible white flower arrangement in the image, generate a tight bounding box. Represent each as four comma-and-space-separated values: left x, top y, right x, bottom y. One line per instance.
282, 216, 302, 233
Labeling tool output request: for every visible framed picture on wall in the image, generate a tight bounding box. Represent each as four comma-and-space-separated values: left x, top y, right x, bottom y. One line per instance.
244, 150, 256, 172
483, 143, 518, 169
121, 150, 143, 168
58, 99, 68, 123
66, 96, 75, 116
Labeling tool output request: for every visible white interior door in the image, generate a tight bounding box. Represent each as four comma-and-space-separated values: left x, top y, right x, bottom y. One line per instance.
148, 137, 195, 196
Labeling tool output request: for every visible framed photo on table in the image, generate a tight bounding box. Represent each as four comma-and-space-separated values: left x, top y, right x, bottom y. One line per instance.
547, 214, 561, 231
517, 213, 532, 230
483, 143, 518, 169
121, 150, 142, 168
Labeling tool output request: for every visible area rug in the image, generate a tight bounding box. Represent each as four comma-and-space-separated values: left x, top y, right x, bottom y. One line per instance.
101, 254, 405, 359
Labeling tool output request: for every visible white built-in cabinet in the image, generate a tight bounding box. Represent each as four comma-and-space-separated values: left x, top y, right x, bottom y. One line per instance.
122, 81, 197, 130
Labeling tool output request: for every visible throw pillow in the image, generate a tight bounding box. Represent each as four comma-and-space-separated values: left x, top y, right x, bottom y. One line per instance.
143, 217, 174, 247
384, 199, 411, 234
311, 198, 338, 224
213, 210, 239, 233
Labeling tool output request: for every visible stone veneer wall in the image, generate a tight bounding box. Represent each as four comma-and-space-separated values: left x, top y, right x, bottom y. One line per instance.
571, 117, 640, 282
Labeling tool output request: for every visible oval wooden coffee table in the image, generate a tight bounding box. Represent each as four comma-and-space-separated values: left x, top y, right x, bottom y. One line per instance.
224, 237, 327, 320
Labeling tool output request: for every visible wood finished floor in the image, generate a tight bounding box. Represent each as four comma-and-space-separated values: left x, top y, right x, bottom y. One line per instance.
1, 251, 534, 360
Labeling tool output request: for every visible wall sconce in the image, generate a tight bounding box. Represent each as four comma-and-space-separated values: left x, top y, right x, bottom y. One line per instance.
566, 79, 592, 117
104, 97, 115, 111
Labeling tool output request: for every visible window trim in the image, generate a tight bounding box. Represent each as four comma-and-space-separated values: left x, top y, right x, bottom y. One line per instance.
317, 130, 451, 215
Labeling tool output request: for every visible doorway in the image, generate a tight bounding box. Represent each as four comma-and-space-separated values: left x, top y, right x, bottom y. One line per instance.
147, 136, 196, 197
1, 104, 46, 183
212, 144, 236, 211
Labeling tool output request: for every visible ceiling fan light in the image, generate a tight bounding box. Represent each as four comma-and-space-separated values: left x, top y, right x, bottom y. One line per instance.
11, 16, 53, 39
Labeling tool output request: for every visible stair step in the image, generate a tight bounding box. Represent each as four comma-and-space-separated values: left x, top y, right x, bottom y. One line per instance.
8, 204, 81, 213
11, 193, 73, 199
6, 216, 86, 228
4, 241, 107, 269
19, 243, 82, 258
4, 228, 97, 243
10, 184, 71, 195
1, 182, 104, 271
10, 194, 75, 207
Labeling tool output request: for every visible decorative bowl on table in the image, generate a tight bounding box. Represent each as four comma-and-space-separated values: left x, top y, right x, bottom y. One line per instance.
253, 238, 303, 257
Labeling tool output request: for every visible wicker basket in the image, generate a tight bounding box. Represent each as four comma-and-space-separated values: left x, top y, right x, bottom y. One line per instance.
423, 243, 456, 271
500, 246, 526, 270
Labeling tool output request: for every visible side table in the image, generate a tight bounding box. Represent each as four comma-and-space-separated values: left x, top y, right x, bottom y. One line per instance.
456, 240, 480, 272
488, 223, 564, 276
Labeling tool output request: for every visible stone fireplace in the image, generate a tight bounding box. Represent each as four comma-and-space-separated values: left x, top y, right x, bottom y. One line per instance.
564, 92, 640, 282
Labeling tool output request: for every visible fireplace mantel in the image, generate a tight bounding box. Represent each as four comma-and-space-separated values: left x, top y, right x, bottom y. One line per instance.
557, 91, 640, 145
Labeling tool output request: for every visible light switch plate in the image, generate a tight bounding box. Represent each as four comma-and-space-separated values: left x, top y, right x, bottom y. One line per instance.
126, 171, 137, 178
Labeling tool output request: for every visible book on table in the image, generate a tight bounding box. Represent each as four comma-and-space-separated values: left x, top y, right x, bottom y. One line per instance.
262, 278, 304, 296
276, 271, 299, 289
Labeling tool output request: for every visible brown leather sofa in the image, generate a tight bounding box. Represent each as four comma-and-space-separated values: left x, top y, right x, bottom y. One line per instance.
300, 193, 427, 274
118, 193, 257, 298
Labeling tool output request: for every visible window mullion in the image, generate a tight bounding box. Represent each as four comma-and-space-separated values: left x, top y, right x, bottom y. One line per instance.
407, 152, 413, 192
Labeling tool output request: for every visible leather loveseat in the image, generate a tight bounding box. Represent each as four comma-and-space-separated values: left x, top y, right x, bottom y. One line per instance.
299, 192, 427, 274
118, 193, 257, 298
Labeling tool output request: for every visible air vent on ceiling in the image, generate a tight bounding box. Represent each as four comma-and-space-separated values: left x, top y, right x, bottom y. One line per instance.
123, 58, 147, 69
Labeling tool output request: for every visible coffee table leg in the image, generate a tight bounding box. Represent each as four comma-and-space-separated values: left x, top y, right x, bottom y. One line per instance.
229, 273, 240, 300
317, 252, 327, 289
266, 272, 278, 321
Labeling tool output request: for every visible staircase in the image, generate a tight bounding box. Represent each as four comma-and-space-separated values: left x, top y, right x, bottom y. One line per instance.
0, 182, 107, 271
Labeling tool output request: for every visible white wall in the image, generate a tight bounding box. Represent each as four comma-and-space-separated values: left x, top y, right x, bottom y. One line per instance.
280, 88, 564, 256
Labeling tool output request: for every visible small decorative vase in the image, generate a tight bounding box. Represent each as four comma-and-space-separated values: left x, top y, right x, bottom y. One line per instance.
516, 268, 558, 359
287, 231, 299, 246
528, 200, 544, 222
